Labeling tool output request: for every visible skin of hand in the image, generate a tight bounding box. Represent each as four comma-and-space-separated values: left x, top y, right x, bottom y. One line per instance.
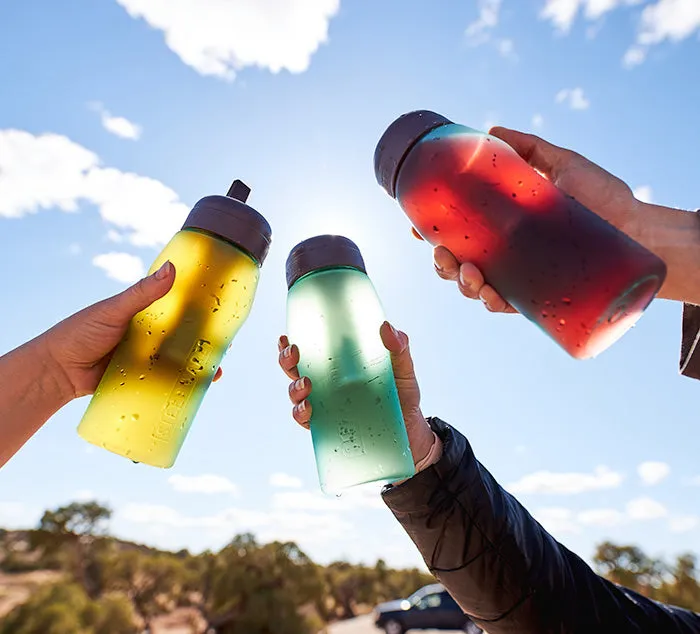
0, 260, 222, 468
422, 126, 664, 313
277, 322, 436, 466
42, 261, 222, 400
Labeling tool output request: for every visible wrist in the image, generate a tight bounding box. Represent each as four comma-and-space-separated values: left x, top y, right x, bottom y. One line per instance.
33, 333, 76, 405
405, 409, 435, 465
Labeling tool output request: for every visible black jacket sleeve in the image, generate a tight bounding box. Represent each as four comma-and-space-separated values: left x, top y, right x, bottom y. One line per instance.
681, 303, 700, 380
382, 417, 700, 634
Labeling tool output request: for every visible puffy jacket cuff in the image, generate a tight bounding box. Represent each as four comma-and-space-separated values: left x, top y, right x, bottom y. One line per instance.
680, 303, 700, 380
382, 417, 471, 511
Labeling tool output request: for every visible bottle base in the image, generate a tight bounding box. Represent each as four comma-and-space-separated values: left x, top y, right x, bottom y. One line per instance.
572, 274, 663, 360
319, 467, 416, 496
77, 428, 175, 469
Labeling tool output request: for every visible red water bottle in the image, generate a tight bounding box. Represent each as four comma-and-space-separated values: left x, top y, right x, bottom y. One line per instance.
374, 110, 667, 359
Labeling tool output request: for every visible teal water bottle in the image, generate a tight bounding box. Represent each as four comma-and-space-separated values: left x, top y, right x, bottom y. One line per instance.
286, 235, 415, 494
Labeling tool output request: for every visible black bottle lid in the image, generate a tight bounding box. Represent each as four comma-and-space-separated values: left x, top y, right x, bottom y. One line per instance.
286, 235, 366, 289
182, 179, 272, 265
374, 110, 453, 198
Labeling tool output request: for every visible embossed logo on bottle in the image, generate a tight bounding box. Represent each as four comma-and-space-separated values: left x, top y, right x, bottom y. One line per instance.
154, 339, 213, 443
338, 419, 365, 457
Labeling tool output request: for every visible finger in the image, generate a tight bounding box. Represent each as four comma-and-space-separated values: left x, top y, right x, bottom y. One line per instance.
479, 285, 515, 313
104, 261, 176, 320
212, 367, 223, 383
488, 127, 570, 179
288, 376, 312, 405
278, 341, 300, 380
380, 321, 416, 384
433, 246, 460, 281
457, 262, 485, 300
411, 227, 425, 241
293, 400, 312, 427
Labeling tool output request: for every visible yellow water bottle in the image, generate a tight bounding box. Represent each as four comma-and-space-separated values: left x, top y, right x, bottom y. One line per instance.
77, 180, 271, 468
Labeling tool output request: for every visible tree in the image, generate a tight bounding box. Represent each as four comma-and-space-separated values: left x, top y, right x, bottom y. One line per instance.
0, 583, 137, 634
593, 541, 665, 597
192, 533, 325, 634
103, 550, 188, 631
31, 501, 112, 598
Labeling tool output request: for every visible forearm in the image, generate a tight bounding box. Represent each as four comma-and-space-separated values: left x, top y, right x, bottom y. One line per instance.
633, 203, 700, 305
0, 334, 73, 467
383, 419, 700, 633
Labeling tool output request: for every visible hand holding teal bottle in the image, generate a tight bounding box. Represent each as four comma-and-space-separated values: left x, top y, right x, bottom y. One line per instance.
278, 322, 437, 483
284, 235, 432, 493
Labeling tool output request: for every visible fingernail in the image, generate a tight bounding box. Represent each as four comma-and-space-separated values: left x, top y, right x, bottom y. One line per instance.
294, 377, 306, 391
154, 261, 172, 280
459, 268, 470, 288
298, 401, 307, 413
283, 346, 292, 358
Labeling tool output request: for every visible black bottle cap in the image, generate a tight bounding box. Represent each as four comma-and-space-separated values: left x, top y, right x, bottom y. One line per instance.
181, 179, 272, 265
374, 110, 453, 198
286, 235, 366, 289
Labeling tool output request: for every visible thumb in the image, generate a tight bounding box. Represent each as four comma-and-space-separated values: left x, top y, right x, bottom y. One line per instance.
489, 126, 570, 179
104, 260, 176, 321
380, 321, 416, 382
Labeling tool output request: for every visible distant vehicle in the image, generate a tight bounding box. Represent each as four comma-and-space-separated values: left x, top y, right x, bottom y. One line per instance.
372, 583, 482, 634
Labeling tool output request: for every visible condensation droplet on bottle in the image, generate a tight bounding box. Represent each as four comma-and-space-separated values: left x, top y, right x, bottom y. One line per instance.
559, 319, 566, 326
541, 310, 549, 318
562, 297, 572, 305
433, 225, 440, 232
131, 414, 140, 421
139, 374, 145, 380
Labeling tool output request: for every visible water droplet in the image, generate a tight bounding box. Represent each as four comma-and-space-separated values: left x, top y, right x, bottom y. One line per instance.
559, 319, 566, 326
432, 225, 439, 232
131, 414, 140, 421
139, 374, 145, 380
562, 297, 571, 305
119, 382, 125, 387
541, 310, 549, 318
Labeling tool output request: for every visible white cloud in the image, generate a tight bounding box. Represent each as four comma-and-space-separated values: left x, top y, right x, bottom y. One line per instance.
72, 489, 95, 502
0, 129, 190, 246
508, 465, 622, 495
624, 0, 700, 68
626, 497, 668, 520
90, 102, 142, 140
497, 38, 518, 60
637, 461, 669, 485
531, 114, 544, 129
168, 474, 239, 495
577, 508, 625, 527
555, 87, 591, 110
106, 229, 125, 243
541, 0, 643, 33
466, 0, 502, 44
632, 185, 654, 204
114, 0, 340, 80
269, 472, 303, 489
534, 507, 580, 534
669, 515, 700, 533
623, 46, 647, 68
92, 252, 145, 284
637, 0, 700, 46
119, 502, 351, 547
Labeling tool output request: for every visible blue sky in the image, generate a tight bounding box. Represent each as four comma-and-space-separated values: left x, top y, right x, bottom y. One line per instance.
1, 0, 699, 570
